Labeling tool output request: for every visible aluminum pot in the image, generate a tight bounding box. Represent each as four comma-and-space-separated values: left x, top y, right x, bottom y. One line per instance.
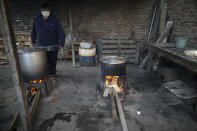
100, 56, 127, 76
18, 47, 48, 82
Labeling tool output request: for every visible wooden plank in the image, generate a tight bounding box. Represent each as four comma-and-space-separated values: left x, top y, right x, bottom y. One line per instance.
102, 50, 119, 54
111, 94, 118, 122
156, 21, 174, 44
102, 53, 117, 56
102, 45, 118, 48
0, 0, 29, 130
0, 55, 8, 60
120, 44, 137, 49
27, 90, 40, 122
8, 112, 20, 131
0, 61, 8, 65
121, 50, 136, 54
121, 39, 136, 44
114, 91, 128, 131
101, 39, 120, 44
102, 39, 136, 44
147, 0, 158, 43
0, 45, 4, 48
102, 44, 137, 48
159, 0, 168, 34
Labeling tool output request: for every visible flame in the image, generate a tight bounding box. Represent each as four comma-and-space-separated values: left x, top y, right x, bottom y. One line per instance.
105, 75, 123, 93
29, 87, 40, 96
29, 77, 47, 84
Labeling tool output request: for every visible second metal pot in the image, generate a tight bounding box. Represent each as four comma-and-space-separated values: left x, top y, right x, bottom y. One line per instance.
100, 56, 127, 76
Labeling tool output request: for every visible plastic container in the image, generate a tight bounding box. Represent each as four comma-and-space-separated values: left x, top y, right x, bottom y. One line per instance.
175, 37, 187, 50
79, 47, 96, 66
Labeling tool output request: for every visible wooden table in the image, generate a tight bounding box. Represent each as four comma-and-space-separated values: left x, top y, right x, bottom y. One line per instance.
148, 43, 197, 73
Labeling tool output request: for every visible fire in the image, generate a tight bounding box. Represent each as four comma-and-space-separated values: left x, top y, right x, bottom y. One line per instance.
28, 77, 47, 96
29, 77, 47, 84
105, 75, 124, 93
29, 87, 40, 96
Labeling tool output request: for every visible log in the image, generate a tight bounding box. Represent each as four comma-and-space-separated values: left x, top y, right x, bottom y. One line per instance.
27, 90, 40, 122
111, 94, 118, 122
8, 112, 20, 131
0, 0, 29, 130
114, 91, 128, 131
156, 21, 174, 44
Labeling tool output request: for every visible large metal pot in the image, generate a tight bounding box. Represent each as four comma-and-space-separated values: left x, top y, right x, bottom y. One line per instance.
100, 56, 127, 76
18, 47, 48, 82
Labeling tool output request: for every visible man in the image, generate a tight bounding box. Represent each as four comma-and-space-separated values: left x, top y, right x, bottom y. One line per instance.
31, 3, 65, 79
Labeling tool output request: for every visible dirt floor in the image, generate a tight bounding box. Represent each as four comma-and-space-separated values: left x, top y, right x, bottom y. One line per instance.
1, 60, 197, 131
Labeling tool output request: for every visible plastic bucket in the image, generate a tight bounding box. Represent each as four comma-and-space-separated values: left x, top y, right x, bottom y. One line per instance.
175, 37, 187, 50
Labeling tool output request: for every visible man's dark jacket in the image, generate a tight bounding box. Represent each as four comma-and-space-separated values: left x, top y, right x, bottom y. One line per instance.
31, 15, 65, 46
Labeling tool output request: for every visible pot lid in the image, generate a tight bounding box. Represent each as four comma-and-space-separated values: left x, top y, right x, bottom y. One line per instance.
18, 47, 45, 54
100, 55, 127, 64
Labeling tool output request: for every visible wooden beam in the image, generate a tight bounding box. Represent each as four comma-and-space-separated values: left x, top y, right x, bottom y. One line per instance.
8, 112, 20, 131
159, 0, 168, 34
156, 21, 174, 44
0, 0, 29, 130
114, 91, 128, 131
111, 94, 118, 123
147, 0, 158, 43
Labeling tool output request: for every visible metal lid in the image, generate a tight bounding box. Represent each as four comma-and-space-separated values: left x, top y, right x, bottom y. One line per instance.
18, 47, 45, 54
100, 55, 127, 64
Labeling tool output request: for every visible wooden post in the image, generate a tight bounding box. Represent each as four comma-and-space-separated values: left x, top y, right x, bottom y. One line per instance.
0, 0, 29, 130
69, 1, 76, 67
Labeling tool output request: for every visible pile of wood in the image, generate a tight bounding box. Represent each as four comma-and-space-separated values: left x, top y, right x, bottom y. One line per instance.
139, 0, 174, 70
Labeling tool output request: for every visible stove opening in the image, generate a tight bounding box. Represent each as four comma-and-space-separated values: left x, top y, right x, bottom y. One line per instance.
27, 77, 48, 105
29, 77, 47, 84
105, 75, 124, 93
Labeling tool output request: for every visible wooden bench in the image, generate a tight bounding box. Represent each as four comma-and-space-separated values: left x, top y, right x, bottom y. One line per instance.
148, 43, 197, 73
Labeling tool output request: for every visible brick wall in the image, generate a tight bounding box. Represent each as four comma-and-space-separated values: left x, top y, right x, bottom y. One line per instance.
167, 0, 197, 47
54, 0, 154, 43
1, 0, 197, 55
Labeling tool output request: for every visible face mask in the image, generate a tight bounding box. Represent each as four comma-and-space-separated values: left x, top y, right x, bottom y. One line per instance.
41, 11, 50, 17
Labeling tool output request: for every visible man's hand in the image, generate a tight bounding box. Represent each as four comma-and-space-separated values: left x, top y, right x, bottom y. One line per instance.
59, 46, 64, 49
31, 44, 35, 47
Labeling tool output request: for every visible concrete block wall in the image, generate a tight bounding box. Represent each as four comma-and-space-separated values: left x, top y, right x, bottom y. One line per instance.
167, 0, 197, 47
